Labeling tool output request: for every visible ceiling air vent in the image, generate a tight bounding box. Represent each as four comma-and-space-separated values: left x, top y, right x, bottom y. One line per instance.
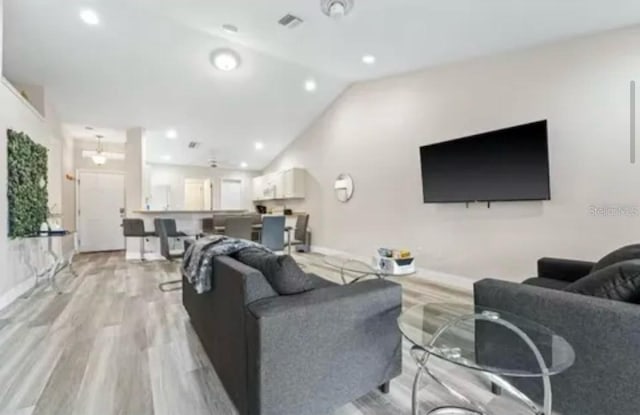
188, 141, 201, 149
278, 14, 304, 29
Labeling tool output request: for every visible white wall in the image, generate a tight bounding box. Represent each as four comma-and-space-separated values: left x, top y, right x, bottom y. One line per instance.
1, 0, 68, 307
0, 78, 65, 308
61, 135, 75, 230
146, 163, 257, 211
266, 26, 640, 282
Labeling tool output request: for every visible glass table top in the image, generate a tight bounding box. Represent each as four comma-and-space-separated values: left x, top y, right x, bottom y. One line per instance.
323, 255, 413, 277
398, 302, 575, 378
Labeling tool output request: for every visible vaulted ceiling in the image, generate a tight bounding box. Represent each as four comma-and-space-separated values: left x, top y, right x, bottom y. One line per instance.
4, 0, 640, 169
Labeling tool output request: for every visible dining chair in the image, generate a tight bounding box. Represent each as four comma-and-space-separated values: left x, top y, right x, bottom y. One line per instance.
225, 216, 254, 240
287, 214, 310, 254
260, 216, 286, 251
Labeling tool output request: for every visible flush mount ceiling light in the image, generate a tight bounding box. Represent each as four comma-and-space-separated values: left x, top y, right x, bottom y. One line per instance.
210, 49, 241, 71
240, 162, 248, 168
255, 142, 264, 150
91, 135, 107, 165
304, 79, 318, 92
222, 24, 239, 34
362, 54, 376, 65
166, 129, 178, 139
80, 9, 100, 25
321, 0, 354, 19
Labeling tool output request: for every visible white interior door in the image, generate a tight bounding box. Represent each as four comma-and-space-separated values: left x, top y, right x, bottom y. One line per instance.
78, 171, 126, 252
221, 179, 244, 209
184, 179, 205, 210
203, 179, 213, 210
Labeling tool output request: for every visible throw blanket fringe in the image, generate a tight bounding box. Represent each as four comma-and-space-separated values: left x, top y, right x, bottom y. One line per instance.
182, 235, 271, 293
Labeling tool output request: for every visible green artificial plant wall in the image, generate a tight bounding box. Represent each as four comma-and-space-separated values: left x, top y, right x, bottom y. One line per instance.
7, 129, 48, 238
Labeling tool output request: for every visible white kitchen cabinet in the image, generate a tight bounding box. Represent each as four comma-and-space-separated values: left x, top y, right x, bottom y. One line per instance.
282, 168, 305, 199
252, 176, 264, 201
251, 168, 305, 201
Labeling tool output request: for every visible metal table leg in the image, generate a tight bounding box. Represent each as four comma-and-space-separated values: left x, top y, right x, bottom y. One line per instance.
409, 312, 553, 415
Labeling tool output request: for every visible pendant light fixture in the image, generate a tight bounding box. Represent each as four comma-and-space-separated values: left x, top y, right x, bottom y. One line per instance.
92, 135, 107, 165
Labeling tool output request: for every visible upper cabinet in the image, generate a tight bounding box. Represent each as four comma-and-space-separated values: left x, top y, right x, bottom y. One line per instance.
252, 168, 306, 201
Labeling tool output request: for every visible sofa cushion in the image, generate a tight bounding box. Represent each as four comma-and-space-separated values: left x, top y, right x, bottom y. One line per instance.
564, 259, 640, 303
592, 244, 640, 272
234, 248, 314, 295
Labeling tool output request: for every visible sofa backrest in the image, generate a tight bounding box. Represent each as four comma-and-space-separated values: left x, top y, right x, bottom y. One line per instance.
182, 255, 278, 415
474, 278, 640, 415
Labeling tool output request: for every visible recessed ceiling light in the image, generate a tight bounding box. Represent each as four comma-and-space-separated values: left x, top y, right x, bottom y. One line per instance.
166, 129, 178, 139
222, 24, 239, 34
210, 49, 241, 71
240, 162, 248, 168
255, 142, 264, 150
304, 79, 317, 92
162, 155, 172, 161
80, 9, 100, 25
362, 54, 376, 65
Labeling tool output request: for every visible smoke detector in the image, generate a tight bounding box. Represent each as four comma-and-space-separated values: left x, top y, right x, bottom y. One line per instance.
321, 0, 354, 19
208, 159, 219, 168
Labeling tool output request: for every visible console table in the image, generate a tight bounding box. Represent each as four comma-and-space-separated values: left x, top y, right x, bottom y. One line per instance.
23, 231, 76, 297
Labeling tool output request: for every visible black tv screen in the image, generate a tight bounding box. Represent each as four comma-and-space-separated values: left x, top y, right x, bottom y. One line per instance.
420, 120, 550, 203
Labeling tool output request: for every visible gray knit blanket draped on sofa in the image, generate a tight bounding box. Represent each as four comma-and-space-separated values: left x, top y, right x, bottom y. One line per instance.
182, 235, 270, 294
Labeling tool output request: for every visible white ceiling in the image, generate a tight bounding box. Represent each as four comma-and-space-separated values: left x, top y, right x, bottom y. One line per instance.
4, 0, 640, 168
63, 123, 126, 143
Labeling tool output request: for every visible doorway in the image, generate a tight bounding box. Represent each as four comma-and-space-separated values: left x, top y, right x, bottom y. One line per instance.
77, 170, 126, 252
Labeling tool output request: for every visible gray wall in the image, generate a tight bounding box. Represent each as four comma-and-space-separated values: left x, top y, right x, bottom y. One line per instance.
265, 26, 640, 282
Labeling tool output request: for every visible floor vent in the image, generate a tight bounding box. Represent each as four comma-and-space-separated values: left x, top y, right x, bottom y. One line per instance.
278, 14, 304, 29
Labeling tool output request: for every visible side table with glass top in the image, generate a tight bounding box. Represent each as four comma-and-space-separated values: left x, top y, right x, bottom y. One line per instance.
398, 302, 575, 415
322, 255, 415, 285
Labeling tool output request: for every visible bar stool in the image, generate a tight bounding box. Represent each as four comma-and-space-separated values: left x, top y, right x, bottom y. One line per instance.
156, 219, 184, 292
153, 218, 188, 251
122, 218, 155, 261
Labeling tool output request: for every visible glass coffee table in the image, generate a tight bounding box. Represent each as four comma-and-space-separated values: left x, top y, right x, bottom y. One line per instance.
323, 255, 415, 285
398, 303, 575, 415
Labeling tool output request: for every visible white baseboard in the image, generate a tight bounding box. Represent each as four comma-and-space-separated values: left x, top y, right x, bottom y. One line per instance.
0, 277, 36, 311
310, 245, 475, 293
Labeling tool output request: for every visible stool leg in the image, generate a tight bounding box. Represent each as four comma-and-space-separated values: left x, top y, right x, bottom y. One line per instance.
140, 237, 146, 262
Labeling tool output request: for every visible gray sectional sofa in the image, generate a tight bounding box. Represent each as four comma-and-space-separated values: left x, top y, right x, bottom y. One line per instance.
182, 254, 403, 415
474, 256, 640, 415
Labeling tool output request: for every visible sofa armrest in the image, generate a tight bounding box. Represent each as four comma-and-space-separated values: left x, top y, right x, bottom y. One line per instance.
474, 278, 640, 415
246, 279, 402, 415
537, 257, 595, 282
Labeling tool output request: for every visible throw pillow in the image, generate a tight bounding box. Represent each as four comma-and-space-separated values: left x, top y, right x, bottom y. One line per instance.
564, 259, 640, 303
234, 248, 314, 295
592, 244, 640, 272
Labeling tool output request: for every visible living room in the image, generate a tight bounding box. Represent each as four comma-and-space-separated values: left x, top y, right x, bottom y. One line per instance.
1, 1, 640, 414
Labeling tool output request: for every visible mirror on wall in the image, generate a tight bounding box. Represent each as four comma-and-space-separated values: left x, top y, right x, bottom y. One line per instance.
334, 174, 354, 203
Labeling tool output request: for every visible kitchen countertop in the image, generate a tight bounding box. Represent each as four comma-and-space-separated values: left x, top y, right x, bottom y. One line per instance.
132, 210, 248, 214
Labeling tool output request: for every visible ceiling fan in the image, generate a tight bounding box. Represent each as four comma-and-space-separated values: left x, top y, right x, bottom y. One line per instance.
321, 0, 354, 19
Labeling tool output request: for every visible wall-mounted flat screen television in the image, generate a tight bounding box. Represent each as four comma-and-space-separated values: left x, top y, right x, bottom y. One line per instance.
420, 120, 550, 203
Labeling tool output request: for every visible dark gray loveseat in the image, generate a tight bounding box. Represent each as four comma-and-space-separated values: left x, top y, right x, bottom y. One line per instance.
182, 255, 402, 415
474, 257, 640, 415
